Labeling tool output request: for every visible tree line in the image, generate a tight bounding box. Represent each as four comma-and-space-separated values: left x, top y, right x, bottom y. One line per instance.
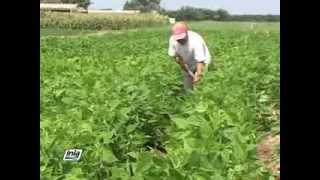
124, 1, 279, 22
161, 6, 279, 22
40, 0, 280, 22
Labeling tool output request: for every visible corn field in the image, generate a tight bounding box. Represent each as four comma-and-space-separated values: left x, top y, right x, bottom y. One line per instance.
40, 12, 169, 30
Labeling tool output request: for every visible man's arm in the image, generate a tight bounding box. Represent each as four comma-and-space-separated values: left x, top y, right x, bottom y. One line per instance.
174, 54, 194, 78
193, 41, 208, 84
193, 62, 205, 84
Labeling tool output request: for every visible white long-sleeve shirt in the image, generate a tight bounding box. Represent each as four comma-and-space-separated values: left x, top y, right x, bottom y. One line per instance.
168, 30, 211, 71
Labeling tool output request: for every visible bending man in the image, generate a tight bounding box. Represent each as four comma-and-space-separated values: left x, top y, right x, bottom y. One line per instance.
168, 22, 212, 91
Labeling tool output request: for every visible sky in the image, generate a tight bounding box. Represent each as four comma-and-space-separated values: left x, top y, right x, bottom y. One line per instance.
89, 0, 280, 15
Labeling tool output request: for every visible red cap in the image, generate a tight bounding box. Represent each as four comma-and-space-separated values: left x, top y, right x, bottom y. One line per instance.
172, 22, 188, 40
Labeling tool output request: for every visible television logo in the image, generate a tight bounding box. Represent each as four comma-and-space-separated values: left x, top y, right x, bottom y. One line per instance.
63, 149, 83, 161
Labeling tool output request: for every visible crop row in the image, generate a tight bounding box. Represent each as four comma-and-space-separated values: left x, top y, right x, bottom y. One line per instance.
40, 23, 279, 179
40, 12, 169, 30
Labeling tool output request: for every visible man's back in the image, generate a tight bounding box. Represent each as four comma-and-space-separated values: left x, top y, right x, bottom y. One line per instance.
186, 31, 211, 65
169, 30, 211, 70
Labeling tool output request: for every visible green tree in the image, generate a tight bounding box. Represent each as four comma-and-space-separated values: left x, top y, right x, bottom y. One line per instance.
161, 6, 231, 21
217, 9, 230, 20
123, 0, 161, 12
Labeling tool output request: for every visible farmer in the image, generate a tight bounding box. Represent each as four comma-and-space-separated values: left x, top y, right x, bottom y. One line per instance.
168, 22, 212, 91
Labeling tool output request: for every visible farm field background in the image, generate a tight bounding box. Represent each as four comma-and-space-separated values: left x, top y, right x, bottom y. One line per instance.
40, 21, 280, 179
40, 12, 168, 31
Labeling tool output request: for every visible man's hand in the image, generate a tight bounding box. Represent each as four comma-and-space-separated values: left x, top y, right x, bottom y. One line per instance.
188, 69, 195, 79
193, 62, 205, 85
192, 72, 202, 84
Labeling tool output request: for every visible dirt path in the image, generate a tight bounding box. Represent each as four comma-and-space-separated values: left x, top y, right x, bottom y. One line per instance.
257, 133, 280, 179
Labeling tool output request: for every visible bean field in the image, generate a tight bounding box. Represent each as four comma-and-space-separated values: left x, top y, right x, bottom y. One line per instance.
40, 21, 280, 180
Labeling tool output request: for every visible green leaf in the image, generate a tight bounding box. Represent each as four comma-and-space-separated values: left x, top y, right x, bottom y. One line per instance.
168, 169, 184, 180
79, 122, 92, 133
128, 152, 138, 159
269, 176, 275, 180
195, 102, 208, 113
187, 116, 202, 126
64, 167, 84, 180
153, 156, 168, 169
102, 148, 118, 163
62, 97, 73, 105
192, 174, 210, 180
172, 117, 201, 129
54, 89, 65, 97
136, 152, 153, 173
259, 94, 269, 102
234, 164, 244, 172
126, 124, 137, 133
172, 118, 189, 129
110, 167, 130, 179
99, 130, 114, 144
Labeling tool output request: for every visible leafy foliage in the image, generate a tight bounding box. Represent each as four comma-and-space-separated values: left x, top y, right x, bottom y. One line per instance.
41, 22, 279, 179
162, 6, 229, 21
162, 6, 279, 22
123, 0, 162, 12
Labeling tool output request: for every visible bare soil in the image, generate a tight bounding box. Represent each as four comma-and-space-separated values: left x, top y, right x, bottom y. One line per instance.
257, 133, 280, 179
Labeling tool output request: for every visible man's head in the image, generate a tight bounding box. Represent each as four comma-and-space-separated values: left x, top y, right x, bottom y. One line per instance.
171, 22, 189, 45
